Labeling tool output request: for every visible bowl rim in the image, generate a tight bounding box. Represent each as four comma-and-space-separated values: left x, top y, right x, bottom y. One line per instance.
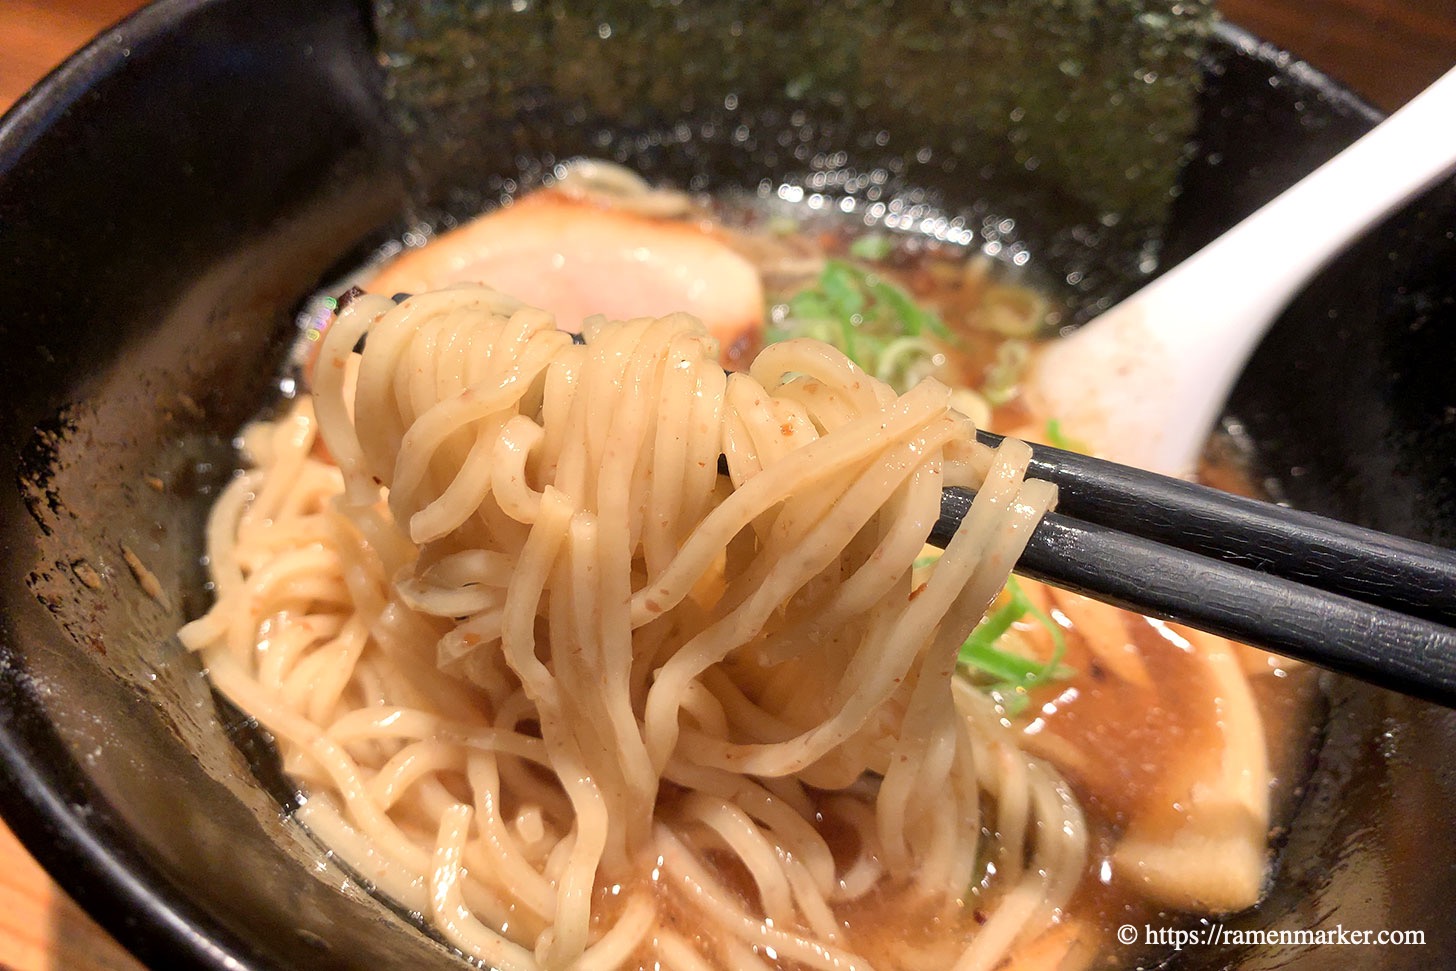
0, 6, 330, 968
0, 3, 1384, 969
0, 0, 210, 166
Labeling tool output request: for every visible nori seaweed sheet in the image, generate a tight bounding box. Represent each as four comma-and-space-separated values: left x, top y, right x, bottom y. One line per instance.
373, 0, 1214, 320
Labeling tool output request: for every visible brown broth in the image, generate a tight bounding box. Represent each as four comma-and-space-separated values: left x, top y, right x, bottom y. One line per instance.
310, 191, 1326, 970
727, 208, 1324, 968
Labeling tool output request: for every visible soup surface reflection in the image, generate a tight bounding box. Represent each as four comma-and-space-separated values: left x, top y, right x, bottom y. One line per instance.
189, 163, 1320, 970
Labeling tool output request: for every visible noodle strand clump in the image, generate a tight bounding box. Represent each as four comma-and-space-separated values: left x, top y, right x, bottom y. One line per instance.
181, 285, 1086, 970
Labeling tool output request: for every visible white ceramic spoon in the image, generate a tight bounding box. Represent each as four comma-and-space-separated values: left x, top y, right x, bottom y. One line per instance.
1023, 65, 1456, 477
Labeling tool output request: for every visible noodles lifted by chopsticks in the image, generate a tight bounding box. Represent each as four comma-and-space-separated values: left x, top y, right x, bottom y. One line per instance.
180, 285, 1085, 970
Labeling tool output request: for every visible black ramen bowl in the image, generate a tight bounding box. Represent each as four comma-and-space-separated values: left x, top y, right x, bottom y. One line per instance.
0, 1, 1452, 968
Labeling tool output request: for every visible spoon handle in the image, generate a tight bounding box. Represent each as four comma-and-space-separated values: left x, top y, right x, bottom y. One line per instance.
1027, 65, 1456, 476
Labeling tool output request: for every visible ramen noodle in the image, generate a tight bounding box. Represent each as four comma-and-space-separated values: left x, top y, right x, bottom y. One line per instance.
182, 163, 1312, 969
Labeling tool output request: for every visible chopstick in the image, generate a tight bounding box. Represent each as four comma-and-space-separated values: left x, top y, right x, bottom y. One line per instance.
975, 429, 1456, 625
931, 438, 1456, 708
380, 299, 1456, 706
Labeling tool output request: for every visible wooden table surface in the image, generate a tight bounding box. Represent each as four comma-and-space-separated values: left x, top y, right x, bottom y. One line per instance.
1, 1, 1453, 969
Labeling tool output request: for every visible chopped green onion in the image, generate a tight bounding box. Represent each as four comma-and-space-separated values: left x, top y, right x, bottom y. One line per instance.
768, 258, 950, 393
876, 336, 939, 386
980, 339, 1030, 406
867, 275, 948, 338
849, 233, 893, 261
1044, 418, 1088, 454
819, 261, 867, 318
788, 291, 834, 321
956, 576, 1072, 715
